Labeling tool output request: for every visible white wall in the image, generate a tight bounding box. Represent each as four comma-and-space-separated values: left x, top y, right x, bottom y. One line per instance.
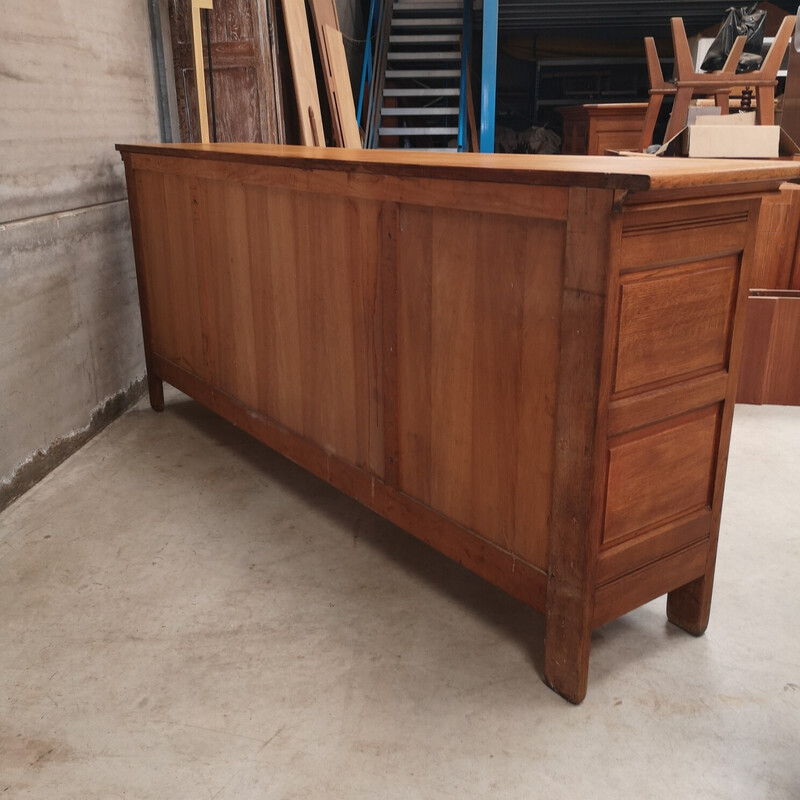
0, 1, 161, 504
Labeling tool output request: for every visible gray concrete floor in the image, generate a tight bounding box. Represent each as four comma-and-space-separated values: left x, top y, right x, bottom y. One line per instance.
1, 391, 798, 799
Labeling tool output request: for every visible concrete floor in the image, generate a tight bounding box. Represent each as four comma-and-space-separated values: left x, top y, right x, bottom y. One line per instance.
1, 391, 798, 799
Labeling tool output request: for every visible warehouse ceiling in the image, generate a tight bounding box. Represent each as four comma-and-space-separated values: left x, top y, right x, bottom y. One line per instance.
494, 0, 799, 36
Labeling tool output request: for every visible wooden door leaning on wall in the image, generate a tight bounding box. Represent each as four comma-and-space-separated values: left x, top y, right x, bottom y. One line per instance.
168, 0, 285, 144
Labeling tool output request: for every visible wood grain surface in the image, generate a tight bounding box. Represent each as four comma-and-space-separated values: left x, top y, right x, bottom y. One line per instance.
280, 0, 325, 145
119, 145, 787, 702
117, 143, 800, 193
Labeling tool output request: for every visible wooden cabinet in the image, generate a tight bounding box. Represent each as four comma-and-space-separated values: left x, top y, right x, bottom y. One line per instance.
737, 183, 800, 405
559, 103, 649, 155
117, 143, 800, 702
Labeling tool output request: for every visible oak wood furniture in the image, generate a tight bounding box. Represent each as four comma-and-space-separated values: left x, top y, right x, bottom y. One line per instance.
664, 16, 797, 143
738, 183, 800, 404
641, 30, 746, 150
559, 103, 649, 155
117, 143, 800, 702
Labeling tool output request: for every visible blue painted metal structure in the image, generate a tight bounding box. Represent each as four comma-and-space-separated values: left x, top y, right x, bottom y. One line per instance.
357, 0, 380, 124
457, 0, 472, 151
479, 0, 498, 152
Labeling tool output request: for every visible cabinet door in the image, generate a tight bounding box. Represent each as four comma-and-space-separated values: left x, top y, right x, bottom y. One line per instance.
168, 0, 284, 143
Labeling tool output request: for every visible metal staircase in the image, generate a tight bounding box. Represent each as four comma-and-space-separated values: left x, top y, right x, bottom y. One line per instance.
359, 0, 472, 151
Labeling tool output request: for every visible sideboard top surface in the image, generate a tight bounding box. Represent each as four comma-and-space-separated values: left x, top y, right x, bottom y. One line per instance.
117, 143, 800, 195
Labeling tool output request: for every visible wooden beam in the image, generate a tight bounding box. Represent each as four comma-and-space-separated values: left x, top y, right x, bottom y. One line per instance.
191, 0, 214, 144
282, 0, 326, 146
323, 24, 362, 148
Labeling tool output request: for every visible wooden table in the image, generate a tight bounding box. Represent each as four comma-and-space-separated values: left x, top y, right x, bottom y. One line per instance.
559, 103, 649, 155
117, 143, 800, 702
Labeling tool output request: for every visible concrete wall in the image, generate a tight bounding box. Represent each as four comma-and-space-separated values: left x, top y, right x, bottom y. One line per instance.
0, 1, 161, 508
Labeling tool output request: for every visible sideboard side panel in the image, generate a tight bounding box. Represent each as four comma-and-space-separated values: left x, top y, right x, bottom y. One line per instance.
395, 206, 566, 570
594, 195, 762, 629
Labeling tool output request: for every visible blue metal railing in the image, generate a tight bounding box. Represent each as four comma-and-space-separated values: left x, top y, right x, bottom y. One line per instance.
457, 0, 471, 151
479, 0, 498, 152
356, 0, 379, 125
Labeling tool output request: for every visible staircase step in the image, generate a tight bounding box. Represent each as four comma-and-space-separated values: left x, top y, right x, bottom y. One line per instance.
386, 69, 460, 78
391, 17, 462, 27
379, 127, 458, 135
387, 51, 460, 61
384, 87, 460, 96
393, 2, 463, 9
390, 34, 461, 43
381, 106, 459, 115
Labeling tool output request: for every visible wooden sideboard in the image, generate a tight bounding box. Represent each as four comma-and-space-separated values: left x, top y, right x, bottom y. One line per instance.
117, 143, 800, 702
559, 103, 649, 155
737, 182, 800, 405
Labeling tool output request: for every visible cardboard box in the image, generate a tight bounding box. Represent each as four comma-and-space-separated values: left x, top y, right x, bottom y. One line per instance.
686, 123, 781, 158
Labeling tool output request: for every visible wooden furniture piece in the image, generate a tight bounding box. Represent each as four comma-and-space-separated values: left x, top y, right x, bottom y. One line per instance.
738, 183, 800, 405
664, 15, 797, 143
641, 31, 745, 149
780, 15, 800, 145
168, 0, 284, 144
116, 143, 800, 702
559, 103, 649, 155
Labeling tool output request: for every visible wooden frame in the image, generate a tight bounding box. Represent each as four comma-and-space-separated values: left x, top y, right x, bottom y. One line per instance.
117, 143, 800, 702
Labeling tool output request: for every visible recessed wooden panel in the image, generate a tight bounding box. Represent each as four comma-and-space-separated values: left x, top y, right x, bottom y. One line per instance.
603, 406, 720, 547
738, 292, 800, 405
613, 256, 738, 395
748, 184, 800, 290
136, 170, 208, 379
396, 206, 566, 569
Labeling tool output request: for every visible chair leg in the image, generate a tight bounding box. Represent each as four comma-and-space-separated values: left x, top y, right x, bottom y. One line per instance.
755, 86, 775, 125
640, 93, 665, 149
714, 91, 731, 115
664, 87, 693, 143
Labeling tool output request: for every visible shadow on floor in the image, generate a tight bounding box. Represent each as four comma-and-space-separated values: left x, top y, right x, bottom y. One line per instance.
142, 393, 689, 690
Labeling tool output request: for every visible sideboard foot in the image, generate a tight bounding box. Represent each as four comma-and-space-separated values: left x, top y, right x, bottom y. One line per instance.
147, 374, 165, 412
544, 613, 592, 704
666, 574, 712, 636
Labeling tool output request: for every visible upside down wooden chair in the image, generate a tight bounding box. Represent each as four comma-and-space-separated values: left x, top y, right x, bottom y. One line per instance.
662, 15, 798, 144
640, 31, 745, 149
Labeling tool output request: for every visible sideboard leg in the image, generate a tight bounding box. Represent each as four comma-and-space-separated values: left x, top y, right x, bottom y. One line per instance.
544, 601, 592, 704
666, 573, 713, 636
147, 373, 165, 412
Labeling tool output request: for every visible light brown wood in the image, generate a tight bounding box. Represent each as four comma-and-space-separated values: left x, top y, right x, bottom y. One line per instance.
737, 183, 800, 405
738, 291, 800, 404
614, 257, 738, 394
308, 0, 342, 145
322, 25, 361, 148
559, 104, 649, 155
117, 142, 800, 703
664, 15, 797, 142
115, 142, 800, 191
191, 0, 215, 143
664, 18, 748, 142
281, 0, 325, 146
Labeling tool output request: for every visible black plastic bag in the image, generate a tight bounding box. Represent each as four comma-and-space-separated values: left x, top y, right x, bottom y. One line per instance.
701, 4, 767, 73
